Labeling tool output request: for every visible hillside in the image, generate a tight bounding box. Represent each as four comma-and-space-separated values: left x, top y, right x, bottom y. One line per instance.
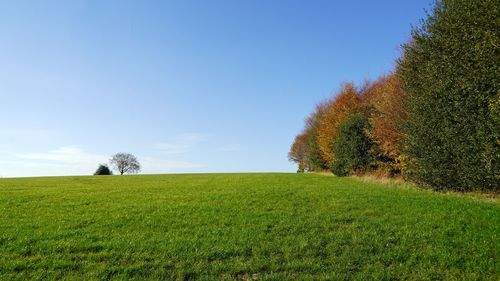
0, 174, 498, 280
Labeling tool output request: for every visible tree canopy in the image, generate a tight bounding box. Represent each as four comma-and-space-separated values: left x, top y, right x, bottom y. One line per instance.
110, 153, 141, 175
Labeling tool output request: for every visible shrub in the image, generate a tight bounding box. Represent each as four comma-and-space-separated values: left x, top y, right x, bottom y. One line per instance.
331, 113, 374, 176
94, 164, 112, 175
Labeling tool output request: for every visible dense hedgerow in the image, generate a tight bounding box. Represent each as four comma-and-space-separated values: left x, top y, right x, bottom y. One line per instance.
289, 0, 499, 192
398, 0, 499, 191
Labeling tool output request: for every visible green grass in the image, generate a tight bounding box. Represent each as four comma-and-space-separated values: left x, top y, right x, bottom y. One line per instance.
0, 173, 498, 280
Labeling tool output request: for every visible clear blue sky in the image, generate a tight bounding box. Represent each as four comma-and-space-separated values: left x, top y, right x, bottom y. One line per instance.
0, 0, 431, 177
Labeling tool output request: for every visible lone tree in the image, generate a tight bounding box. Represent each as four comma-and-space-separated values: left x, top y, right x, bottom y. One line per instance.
110, 153, 141, 175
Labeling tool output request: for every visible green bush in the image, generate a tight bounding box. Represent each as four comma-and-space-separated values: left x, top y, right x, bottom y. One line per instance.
94, 164, 113, 176
331, 114, 374, 176
398, 0, 499, 191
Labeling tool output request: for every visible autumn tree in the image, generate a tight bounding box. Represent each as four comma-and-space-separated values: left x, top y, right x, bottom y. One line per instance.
362, 73, 407, 176
316, 83, 362, 167
110, 153, 141, 175
289, 102, 329, 172
288, 133, 310, 172
305, 102, 329, 171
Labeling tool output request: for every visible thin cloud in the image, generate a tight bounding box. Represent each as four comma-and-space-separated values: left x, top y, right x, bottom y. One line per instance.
10, 145, 109, 177
140, 157, 202, 174
0, 127, 62, 143
217, 144, 243, 152
154, 133, 208, 154
17, 146, 107, 164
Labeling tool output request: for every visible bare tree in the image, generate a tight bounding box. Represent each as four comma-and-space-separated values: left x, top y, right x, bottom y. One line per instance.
109, 153, 141, 175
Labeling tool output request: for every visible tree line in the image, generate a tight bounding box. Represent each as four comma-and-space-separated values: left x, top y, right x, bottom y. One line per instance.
289, 0, 499, 192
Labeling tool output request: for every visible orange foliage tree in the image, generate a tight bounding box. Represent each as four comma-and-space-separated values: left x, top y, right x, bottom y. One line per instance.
304, 102, 329, 170
289, 102, 329, 172
288, 132, 310, 172
362, 73, 407, 175
316, 83, 362, 167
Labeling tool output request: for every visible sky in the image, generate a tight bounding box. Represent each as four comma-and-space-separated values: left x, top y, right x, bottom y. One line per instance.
0, 0, 432, 177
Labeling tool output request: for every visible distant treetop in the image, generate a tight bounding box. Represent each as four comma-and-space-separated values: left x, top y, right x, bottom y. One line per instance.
94, 164, 113, 176
110, 153, 141, 175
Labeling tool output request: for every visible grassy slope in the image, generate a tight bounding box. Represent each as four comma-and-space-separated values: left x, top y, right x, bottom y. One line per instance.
0, 173, 498, 280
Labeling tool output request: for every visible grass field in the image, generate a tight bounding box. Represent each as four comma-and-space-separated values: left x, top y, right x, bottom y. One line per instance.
0, 173, 498, 280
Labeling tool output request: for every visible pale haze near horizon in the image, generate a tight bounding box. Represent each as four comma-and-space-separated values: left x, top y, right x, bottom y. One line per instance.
0, 0, 430, 177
